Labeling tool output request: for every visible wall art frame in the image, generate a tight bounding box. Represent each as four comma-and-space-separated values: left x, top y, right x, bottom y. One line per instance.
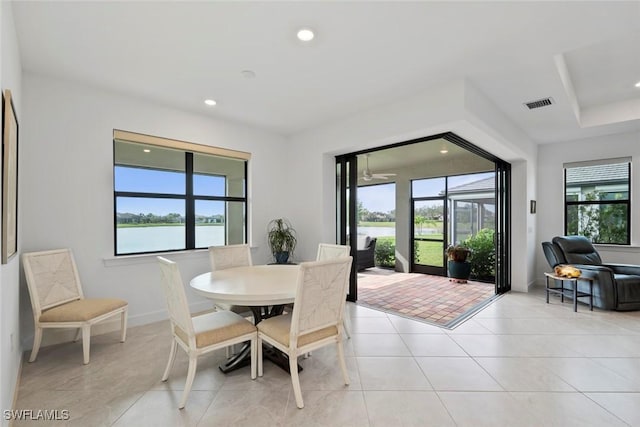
2, 89, 19, 264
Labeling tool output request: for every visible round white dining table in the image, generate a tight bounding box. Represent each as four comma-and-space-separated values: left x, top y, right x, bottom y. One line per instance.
189, 264, 301, 374
189, 264, 300, 306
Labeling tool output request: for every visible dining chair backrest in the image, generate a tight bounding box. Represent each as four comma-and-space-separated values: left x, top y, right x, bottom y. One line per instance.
290, 257, 353, 341
209, 244, 253, 271
23, 248, 84, 314
157, 256, 195, 343
316, 243, 350, 261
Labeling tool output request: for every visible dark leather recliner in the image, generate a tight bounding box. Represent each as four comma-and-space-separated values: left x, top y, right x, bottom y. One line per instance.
542, 236, 640, 311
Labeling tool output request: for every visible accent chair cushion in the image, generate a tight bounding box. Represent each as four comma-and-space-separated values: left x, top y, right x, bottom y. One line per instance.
39, 298, 127, 323
257, 314, 338, 347
175, 310, 256, 348
356, 235, 371, 250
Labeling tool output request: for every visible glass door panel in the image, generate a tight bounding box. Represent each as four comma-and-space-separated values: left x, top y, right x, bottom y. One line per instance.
412, 199, 446, 275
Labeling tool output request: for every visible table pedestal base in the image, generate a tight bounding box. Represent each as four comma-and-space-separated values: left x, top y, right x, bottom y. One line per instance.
218, 305, 302, 374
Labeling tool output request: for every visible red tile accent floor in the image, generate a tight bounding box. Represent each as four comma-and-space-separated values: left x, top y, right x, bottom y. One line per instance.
357, 268, 495, 327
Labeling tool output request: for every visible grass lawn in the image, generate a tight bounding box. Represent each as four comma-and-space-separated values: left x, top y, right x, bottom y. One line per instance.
359, 221, 395, 227
415, 240, 445, 267
375, 236, 445, 267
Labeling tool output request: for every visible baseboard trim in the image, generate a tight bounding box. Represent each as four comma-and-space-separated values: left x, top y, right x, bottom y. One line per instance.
8, 355, 24, 427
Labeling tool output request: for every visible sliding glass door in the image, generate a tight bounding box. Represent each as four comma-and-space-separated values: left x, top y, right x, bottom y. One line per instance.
336, 154, 358, 301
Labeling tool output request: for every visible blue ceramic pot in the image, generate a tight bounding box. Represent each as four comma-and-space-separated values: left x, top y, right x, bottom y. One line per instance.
447, 260, 471, 281
275, 251, 290, 264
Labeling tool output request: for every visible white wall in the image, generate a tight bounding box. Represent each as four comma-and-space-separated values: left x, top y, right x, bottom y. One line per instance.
0, 1, 23, 421
536, 131, 640, 281
20, 73, 288, 349
287, 79, 537, 292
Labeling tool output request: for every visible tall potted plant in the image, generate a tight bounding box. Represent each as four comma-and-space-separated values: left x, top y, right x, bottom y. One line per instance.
267, 218, 297, 264
446, 244, 471, 283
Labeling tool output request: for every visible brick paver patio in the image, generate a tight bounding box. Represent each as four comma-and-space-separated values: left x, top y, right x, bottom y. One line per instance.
357, 268, 495, 327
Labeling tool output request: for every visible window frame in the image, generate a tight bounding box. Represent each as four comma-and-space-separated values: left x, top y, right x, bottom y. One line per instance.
113, 130, 249, 256
563, 160, 631, 245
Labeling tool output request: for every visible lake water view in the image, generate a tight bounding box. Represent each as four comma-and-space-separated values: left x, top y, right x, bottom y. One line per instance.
118, 225, 438, 254
117, 226, 225, 253
357, 226, 395, 238
357, 226, 439, 238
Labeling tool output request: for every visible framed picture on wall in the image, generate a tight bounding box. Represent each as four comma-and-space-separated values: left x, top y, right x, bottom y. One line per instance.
2, 89, 19, 264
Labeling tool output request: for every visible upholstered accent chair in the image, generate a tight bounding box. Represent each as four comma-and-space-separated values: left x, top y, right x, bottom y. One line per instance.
257, 256, 353, 408
542, 236, 640, 311
22, 248, 128, 364
157, 257, 257, 409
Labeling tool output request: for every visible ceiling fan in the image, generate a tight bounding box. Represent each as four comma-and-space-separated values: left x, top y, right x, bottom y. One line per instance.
361, 154, 396, 181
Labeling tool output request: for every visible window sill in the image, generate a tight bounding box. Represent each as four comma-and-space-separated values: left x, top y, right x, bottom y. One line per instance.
103, 249, 209, 267
593, 244, 640, 253
103, 245, 260, 267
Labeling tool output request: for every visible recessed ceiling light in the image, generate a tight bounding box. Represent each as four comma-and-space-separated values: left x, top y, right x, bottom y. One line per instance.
635, 81, 640, 88
297, 28, 314, 42
440, 149, 448, 154
204, 99, 217, 106
143, 149, 151, 153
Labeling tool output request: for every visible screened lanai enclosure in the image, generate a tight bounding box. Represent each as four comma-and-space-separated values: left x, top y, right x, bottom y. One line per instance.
336, 132, 510, 304
412, 172, 496, 282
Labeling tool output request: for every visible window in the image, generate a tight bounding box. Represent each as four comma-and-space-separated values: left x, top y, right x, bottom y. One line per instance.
113, 130, 249, 255
564, 158, 631, 245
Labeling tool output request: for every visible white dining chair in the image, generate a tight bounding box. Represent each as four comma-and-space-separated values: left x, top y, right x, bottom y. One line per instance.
257, 256, 353, 409
316, 243, 352, 338
157, 256, 257, 409
209, 244, 254, 357
208, 244, 253, 314
22, 248, 128, 365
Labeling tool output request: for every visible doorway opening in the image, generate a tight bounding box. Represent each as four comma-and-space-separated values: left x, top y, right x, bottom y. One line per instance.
336, 132, 510, 326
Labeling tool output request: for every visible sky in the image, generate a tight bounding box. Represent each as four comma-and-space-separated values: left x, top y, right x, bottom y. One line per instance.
115, 166, 227, 216
358, 183, 396, 213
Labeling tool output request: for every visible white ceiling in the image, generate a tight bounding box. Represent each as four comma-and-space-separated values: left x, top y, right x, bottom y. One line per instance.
356, 138, 494, 180
11, 1, 640, 144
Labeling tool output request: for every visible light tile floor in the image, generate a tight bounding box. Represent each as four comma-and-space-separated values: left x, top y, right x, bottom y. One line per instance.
13, 285, 640, 426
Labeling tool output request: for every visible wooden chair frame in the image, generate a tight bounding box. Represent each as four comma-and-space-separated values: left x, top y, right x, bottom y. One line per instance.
22, 248, 127, 364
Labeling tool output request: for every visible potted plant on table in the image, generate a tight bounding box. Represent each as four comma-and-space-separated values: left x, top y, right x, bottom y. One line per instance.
267, 218, 297, 264
446, 244, 472, 283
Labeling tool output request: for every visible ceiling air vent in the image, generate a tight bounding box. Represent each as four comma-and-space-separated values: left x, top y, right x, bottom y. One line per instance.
524, 97, 554, 110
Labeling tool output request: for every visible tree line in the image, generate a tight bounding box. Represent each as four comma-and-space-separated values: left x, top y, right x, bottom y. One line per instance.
357, 202, 395, 222
116, 212, 225, 225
